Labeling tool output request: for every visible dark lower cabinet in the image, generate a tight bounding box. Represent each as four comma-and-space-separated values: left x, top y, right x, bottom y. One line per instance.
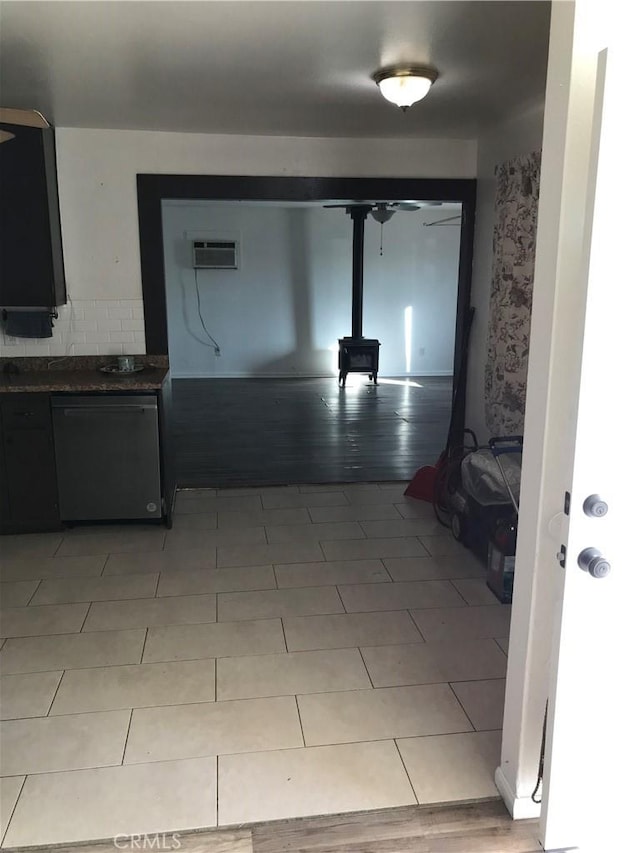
0, 394, 61, 533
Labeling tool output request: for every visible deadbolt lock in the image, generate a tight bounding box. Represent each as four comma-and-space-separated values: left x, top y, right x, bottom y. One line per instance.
583, 494, 608, 518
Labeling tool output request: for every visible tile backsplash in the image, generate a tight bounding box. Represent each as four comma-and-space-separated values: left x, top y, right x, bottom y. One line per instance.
0, 299, 146, 357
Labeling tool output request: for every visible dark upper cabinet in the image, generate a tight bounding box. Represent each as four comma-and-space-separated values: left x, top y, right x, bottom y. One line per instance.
0, 115, 66, 308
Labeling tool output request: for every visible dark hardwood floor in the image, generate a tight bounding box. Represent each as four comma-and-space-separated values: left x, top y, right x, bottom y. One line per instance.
172, 376, 452, 487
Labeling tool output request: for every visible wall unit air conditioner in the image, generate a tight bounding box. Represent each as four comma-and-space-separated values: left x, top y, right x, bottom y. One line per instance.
192, 240, 239, 270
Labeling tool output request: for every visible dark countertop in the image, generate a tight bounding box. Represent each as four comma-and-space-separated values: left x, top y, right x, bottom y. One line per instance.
0, 355, 170, 393
0, 368, 169, 393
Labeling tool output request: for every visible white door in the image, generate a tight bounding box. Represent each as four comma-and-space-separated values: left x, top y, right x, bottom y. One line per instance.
531, 3, 639, 850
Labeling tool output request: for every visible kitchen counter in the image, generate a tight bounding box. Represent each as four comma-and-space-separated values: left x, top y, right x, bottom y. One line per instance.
0, 355, 169, 393
0, 367, 168, 393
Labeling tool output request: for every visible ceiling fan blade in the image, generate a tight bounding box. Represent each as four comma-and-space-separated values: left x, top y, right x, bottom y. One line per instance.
423, 214, 463, 228
392, 202, 420, 211
324, 201, 375, 210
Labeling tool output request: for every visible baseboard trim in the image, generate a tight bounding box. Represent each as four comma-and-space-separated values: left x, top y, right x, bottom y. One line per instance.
168, 371, 455, 380
494, 766, 542, 820
543, 848, 580, 852
169, 371, 335, 379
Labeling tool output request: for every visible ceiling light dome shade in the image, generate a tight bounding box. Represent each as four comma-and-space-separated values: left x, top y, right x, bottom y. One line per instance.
373, 66, 438, 110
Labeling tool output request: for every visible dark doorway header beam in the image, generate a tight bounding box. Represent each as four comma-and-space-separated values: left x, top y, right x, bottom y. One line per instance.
138, 174, 475, 206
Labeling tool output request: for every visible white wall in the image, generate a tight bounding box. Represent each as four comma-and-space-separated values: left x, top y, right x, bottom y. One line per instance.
360, 208, 461, 377
465, 102, 546, 442
56, 128, 475, 306
0, 298, 145, 358
0, 127, 474, 358
162, 201, 461, 378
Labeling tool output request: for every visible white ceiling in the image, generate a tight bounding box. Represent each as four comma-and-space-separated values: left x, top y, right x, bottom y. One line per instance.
0, 1, 551, 139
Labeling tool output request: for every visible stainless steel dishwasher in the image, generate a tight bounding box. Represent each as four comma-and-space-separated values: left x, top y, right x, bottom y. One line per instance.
51, 394, 162, 521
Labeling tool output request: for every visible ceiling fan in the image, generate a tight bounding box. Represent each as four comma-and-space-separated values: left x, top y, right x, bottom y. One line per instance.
323, 201, 420, 223
324, 200, 423, 255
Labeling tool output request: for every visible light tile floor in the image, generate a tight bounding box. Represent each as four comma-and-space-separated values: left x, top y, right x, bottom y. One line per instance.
0, 483, 510, 848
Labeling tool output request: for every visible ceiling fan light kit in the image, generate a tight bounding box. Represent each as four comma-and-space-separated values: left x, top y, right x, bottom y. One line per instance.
371, 207, 394, 224
373, 65, 438, 111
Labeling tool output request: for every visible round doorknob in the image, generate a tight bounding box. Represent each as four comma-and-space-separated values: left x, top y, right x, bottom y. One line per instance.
578, 547, 611, 578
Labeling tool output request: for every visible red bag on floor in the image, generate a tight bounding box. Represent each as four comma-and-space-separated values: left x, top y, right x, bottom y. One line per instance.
404, 452, 445, 503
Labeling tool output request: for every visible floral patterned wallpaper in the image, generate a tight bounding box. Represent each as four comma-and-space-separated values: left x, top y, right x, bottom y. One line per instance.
485, 150, 542, 436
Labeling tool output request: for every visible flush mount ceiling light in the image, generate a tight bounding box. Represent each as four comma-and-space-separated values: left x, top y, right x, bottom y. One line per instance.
372, 65, 438, 111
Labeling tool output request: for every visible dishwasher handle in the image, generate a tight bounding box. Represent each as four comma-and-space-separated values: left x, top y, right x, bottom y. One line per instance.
59, 405, 154, 416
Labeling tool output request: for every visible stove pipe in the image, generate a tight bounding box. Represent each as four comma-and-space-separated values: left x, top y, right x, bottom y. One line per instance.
348, 206, 369, 339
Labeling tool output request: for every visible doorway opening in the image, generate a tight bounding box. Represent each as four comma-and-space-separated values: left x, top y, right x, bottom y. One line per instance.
160, 197, 463, 487
137, 175, 475, 489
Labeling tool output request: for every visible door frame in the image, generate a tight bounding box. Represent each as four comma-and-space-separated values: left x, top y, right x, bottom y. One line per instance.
136, 174, 476, 444
497, 2, 636, 847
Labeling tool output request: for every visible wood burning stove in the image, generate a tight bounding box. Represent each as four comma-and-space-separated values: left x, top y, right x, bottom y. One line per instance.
338, 337, 380, 386
337, 204, 381, 386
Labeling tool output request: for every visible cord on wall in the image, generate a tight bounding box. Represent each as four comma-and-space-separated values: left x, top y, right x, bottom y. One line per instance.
194, 269, 221, 356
